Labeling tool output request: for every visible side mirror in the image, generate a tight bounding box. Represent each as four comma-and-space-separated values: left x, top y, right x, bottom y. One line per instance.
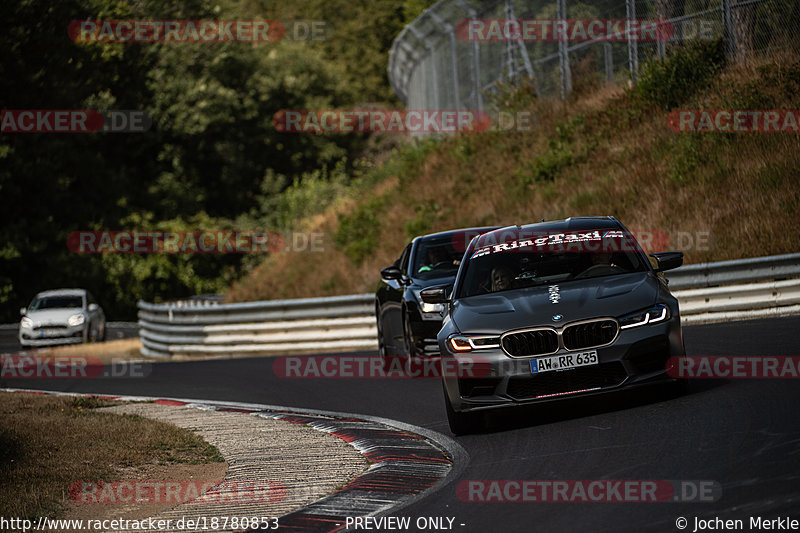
88, 303, 99, 312
380, 265, 403, 280
19, 307, 27, 316
650, 251, 683, 272
420, 285, 451, 304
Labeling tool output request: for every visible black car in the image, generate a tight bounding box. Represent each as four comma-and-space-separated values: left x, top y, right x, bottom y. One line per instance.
421, 217, 686, 434
375, 227, 499, 364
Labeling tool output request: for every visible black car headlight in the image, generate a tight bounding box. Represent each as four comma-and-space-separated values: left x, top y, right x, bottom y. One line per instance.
448, 334, 500, 353
413, 289, 445, 316
618, 304, 669, 330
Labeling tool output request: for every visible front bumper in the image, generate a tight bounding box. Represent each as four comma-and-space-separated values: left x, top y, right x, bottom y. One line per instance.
19, 325, 86, 347
442, 315, 684, 413
407, 304, 444, 356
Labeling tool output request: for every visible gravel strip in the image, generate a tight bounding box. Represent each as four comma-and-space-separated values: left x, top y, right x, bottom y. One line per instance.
99, 403, 369, 532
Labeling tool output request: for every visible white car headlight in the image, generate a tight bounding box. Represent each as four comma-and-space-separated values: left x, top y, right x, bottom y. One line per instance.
619, 304, 669, 330
421, 301, 444, 313
20, 317, 33, 329
68, 313, 86, 327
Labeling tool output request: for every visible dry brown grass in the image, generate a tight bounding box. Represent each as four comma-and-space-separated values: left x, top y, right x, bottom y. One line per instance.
228, 53, 800, 303
32, 339, 145, 364
0, 392, 224, 520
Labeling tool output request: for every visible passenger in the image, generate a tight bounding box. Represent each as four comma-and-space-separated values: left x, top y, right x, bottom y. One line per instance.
491, 266, 515, 292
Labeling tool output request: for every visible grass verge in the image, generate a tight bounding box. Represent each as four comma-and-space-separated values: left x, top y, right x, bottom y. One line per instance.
0, 392, 224, 521
227, 47, 800, 303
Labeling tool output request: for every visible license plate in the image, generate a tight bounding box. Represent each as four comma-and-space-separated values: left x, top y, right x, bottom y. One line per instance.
38, 329, 61, 338
531, 350, 598, 374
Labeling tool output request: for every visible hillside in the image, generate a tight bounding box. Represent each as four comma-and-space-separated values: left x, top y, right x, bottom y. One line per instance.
227, 45, 800, 303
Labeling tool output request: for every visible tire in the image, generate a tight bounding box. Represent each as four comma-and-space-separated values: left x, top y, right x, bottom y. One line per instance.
375, 305, 392, 370
443, 381, 482, 435
402, 311, 419, 359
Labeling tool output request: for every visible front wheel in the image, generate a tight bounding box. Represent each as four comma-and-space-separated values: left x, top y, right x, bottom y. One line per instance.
402, 311, 419, 359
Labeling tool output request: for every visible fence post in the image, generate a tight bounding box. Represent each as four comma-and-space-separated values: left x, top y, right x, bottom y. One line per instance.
604, 42, 614, 82
453, 0, 483, 111
557, 0, 572, 99
626, 0, 639, 82
429, 11, 460, 110
721, 0, 736, 58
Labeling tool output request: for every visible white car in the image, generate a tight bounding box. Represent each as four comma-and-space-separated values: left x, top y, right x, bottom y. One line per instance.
19, 289, 106, 347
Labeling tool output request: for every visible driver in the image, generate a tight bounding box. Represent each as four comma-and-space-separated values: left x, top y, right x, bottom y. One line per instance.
418, 246, 454, 273
591, 251, 619, 268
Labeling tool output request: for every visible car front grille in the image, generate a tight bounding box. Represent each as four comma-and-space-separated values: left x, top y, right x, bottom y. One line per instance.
506, 362, 627, 400
501, 329, 559, 357
33, 324, 69, 330
562, 319, 618, 350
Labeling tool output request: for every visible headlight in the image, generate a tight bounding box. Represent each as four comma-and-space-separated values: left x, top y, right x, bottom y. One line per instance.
448, 334, 500, 353
619, 304, 669, 330
413, 290, 444, 314
68, 313, 85, 327
421, 302, 444, 313
20, 317, 32, 329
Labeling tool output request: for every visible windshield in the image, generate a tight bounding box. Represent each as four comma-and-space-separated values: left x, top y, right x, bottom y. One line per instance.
457, 232, 648, 298
412, 235, 465, 280
29, 296, 84, 311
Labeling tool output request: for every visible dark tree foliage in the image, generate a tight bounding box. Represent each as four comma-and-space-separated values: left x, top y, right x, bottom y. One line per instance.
0, 0, 408, 320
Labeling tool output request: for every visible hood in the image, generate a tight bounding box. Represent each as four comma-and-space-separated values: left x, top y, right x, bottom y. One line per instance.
451, 272, 658, 334
24, 308, 83, 326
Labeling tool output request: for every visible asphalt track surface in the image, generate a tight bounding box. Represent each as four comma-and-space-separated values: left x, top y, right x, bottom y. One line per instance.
3, 316, 799, 533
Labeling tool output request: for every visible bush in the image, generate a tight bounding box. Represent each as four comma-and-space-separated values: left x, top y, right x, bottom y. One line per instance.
633, 39, 727, 109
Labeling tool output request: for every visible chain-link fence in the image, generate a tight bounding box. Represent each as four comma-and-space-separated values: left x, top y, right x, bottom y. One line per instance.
388, 0, 799, 111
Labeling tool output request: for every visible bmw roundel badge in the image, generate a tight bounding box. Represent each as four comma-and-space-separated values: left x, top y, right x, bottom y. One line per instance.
552, 314, 563, 321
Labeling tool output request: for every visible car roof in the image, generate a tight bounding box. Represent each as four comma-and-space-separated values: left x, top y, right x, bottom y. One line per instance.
412, 226, 501, 243
34, 289, 87, 298
472, 217, 622, 249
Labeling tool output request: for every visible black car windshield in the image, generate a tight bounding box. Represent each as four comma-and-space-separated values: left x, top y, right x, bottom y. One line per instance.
457, 232, 648, 298
412, 235, 465, 280
29, 296, 83, 310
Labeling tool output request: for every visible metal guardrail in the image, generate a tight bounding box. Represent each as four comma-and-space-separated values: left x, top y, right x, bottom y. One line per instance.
138, 253, 800, 358
663, 252, 800, 289
138, 294, 376, 359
